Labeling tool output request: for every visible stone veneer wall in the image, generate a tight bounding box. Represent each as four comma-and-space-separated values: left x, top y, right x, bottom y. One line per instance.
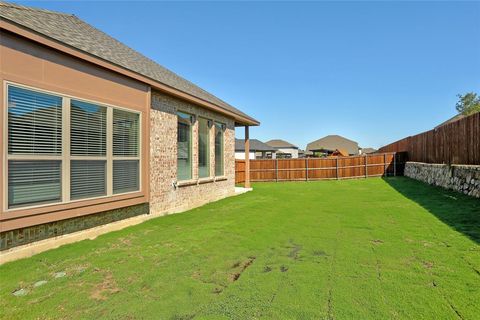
405, 162, 480, 198
149, 91, 236, 215
0, 203, 149, 251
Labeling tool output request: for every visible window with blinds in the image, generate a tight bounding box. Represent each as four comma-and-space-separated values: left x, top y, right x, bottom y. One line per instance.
112, 109, 140, 195
177, 112, 193, 181
8, 160, 62, 208
5, 84, 142, 210
8, 86, 62, 155
113, 109, 139, 156
70, 160, 106, 200
113, 160, 139, 194
71, 100, 106, 156
215, 122, 225, 176
198, 118, 210, 178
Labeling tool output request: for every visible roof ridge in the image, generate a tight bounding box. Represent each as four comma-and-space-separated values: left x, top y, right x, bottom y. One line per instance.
0, 1, 74, 17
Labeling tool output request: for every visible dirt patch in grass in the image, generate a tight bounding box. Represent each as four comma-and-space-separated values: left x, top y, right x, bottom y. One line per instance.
90, 271, 120, 301
288, 240, 302, 260
280, 265, 289, 272
371, 239, 384, 245
230, 256, 256, 282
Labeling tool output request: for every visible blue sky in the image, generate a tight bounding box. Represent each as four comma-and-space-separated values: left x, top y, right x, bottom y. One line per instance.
14, 1, 480, 149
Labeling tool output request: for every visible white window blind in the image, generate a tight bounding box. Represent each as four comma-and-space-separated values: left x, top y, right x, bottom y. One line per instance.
8, 160, 62, 208
70, 160, 106, 200
8, 86, 62, 155
113, 160, 139, 194
71, 100, 106, 156
113, 109, 139, 157
6, 84, 141, 210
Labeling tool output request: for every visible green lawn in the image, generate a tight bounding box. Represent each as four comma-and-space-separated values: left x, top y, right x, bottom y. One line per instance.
1, 177, 479, 319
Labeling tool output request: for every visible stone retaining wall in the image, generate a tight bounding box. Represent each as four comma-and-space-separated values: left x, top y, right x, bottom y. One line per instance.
404, 162, 480, 198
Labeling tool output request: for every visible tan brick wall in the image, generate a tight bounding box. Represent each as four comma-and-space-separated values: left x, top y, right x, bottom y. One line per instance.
150, 91, 236, 215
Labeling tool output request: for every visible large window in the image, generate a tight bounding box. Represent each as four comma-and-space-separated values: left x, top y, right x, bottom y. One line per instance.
177, 112, 193, 181
214, 122, 225, 176
5, 84, 141, 210
198, 118, 210, 178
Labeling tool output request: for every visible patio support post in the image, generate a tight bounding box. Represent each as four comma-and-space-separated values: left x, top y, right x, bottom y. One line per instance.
244, 126, 251, 188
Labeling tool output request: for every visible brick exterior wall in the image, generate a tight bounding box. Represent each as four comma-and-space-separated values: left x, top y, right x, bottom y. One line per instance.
0, 203, 148, 251
1, 91, 237, 252
150, 90, 236, 215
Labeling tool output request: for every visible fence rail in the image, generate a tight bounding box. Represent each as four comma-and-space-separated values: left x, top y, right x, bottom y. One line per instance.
378, 112, 479, 165
235, 152, 406, 184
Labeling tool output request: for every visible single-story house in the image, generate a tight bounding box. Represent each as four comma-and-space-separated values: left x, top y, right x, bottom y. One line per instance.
235, 139, 277, 159
265, 139, 299, 158
0, 2, 258, 252
306, 135, 359, 156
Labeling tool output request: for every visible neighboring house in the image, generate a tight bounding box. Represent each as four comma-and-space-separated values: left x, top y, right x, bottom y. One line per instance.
0, 2, 258, 251
329, 149, 349, 157
265, 139, 299, 158
297, 149, 313, 158
360, 147, 377, 154
434, 113, 466, 129
235, 139, 277, 159
306, 135, 359, 156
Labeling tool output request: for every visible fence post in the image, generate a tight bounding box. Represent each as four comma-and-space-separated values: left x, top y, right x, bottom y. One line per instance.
365, 154, 368, 178
305, 158, 309, 181
393, 153, 396, 176
275, 158, 278, 182
336, 157, 339, 180
384, 153, 387, 176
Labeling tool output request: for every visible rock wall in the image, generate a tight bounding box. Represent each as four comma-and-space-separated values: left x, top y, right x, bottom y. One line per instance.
404, 162, 480, 198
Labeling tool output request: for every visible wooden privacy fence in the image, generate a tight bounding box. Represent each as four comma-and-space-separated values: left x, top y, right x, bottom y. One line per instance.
378, 112, 480, 165
235, 152, 406, 183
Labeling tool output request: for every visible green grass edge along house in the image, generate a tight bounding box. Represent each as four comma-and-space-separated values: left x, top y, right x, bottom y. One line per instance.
0, 2, 258, 256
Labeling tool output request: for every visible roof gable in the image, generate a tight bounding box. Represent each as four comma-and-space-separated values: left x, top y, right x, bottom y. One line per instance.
306, 135, 359, 154
265, 139, 298, 149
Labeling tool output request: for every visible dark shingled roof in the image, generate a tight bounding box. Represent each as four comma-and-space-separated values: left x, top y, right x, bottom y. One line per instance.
265, 139, 298, 149
306, 135, 359, 155
0, 2, 258, 124
235, 139, 277, 152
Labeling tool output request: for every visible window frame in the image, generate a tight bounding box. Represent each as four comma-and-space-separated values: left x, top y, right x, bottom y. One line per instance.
176, 110, 194, 181
214, 121, 225, 177
3, 81, 142, 212
197, 117, 211, 179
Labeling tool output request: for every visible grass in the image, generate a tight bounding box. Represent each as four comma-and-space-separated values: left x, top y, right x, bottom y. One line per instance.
0, 177, 479, 319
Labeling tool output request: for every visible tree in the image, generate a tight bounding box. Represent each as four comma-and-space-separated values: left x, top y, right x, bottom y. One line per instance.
455, 92, 480, 115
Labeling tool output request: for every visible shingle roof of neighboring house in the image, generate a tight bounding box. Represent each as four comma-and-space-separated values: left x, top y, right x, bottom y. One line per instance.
0, 2, 258, 125
235, 139, 277, 152
306, 135, 359, 155
434, 113, 466, 129
361, 147, 377, 154
265, 139, 298, 149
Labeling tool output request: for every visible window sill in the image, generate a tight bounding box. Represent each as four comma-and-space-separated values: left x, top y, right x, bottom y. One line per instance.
214, 176, 228, 182
177, 179, 198, 187
198, 177, 214, 184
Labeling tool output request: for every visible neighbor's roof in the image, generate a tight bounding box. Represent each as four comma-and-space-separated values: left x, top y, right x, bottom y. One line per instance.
361, 147, 377, 154
235, 139, 277, 152
0, 2, 258, 125
265, 139, 298, 149
306, 135, 359, 155
434, 114, 466, 129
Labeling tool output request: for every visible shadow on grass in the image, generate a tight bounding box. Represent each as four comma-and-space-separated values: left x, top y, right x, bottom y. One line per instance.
383, 177, 480, 244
